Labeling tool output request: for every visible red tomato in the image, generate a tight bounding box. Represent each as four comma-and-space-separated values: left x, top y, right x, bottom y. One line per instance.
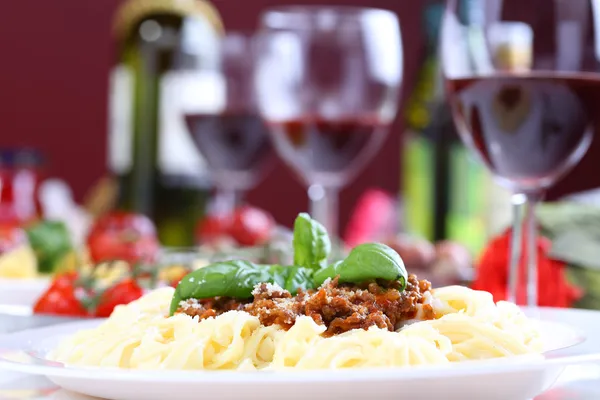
0, 220, 28, 255
195, 213, 232, 245
33, 273, 88, 317
50, 271, 79, 290
87, 211, 159, 265
94, 279, 144, 318
228, 206, 274, 246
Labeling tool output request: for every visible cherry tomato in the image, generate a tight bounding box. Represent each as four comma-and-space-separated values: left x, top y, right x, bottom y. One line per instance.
94, 278, 144, 318
33, 273, 88, 317
228, 206, 274, 246
194, 213, 232, 245
0, 223, 28, 255
87, 211, 159, 265
50, 271, 79, 290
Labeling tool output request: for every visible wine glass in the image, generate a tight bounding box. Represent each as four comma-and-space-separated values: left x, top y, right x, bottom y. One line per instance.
181, 32, 274, 216
441, 0, 597, 306
254, 6, 403, 237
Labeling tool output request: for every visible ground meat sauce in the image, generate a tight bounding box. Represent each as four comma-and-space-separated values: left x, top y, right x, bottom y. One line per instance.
177, 297, 247, 320
176, 274, 435, 337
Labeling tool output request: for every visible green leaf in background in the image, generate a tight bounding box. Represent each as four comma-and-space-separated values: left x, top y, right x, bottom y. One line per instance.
548, 230, 600, 270
567, 266, 600, 310
537, 203, 600, 237
25, 221, 74, 274
537, 202, 600, 269
537, 202, 600, 310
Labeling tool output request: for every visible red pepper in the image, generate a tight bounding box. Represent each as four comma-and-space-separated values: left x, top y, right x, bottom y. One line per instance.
473, 228, 582, 307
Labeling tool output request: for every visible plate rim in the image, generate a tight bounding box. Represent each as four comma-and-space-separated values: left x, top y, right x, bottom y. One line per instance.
1, 307, 600, 383
0, 276, 50, 285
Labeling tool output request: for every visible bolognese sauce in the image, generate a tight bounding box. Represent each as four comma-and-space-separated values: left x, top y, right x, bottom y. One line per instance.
176, 274, 435, 337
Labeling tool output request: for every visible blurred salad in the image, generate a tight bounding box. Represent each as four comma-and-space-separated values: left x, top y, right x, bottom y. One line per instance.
0, 218, 78, 279
0, 221, 37, 278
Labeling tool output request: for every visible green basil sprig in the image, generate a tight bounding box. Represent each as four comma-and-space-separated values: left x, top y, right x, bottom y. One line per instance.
292, 213, 331, 271
169, 260, 314, 315
169, 214, 409, 315
313, 243, 408, 290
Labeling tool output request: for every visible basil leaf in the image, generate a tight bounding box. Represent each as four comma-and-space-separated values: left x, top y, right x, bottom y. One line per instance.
170, 260, 269, 313
169, 261, 314, 315
292, 213, 331, 271
313, 243, 408, 290
281, 265, 314, 294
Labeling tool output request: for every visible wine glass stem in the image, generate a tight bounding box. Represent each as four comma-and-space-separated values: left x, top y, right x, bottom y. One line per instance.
214, 187, 242, 215
308, 184, 339, 238
524, 192, 542, 307
508, 194, 526, 304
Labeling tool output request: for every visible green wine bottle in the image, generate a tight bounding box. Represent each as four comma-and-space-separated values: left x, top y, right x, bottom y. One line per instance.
402, 1, 444, 242
107, 0, 223, 246
402, 0, 506, 256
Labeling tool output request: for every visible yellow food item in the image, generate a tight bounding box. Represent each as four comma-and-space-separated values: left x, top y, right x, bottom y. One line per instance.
78, 261, 130, 289
159, 265, 188, 283
159, 259, 209, 283
53, 250, 81, 275
0, 245, 38, 279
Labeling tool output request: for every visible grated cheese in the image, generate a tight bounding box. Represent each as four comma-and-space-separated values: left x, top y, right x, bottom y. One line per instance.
251, 282, 286, 297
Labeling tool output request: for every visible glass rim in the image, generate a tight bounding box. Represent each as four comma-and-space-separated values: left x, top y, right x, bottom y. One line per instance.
219, 30, 256, 40
259, 5, 398, 29
218, 31, 257, 56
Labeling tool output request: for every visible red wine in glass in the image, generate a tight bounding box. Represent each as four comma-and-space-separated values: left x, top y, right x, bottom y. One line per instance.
185, 112, 273, 189
266, 116, 387, 186
446, 73, 598, 191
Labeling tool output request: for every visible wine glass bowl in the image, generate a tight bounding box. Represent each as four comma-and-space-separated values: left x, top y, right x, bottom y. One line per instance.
441, 0, 599, 305
182, 32, 274, 212
266, 116, 388, 188
254, 6, 403, 235
448, 75, 595, 193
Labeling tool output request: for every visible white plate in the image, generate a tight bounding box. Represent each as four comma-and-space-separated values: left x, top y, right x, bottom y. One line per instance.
0, 277, 49, 307
1, 307, 600, 400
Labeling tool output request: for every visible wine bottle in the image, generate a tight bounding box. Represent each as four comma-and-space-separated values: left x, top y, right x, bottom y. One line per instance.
108, 0, 223, 247
402, 1, 446, 242
402, 0, 510, 255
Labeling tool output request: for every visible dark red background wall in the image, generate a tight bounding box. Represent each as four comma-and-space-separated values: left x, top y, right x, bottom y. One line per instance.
0, 0, 425, 233
0, 0, 597, 232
